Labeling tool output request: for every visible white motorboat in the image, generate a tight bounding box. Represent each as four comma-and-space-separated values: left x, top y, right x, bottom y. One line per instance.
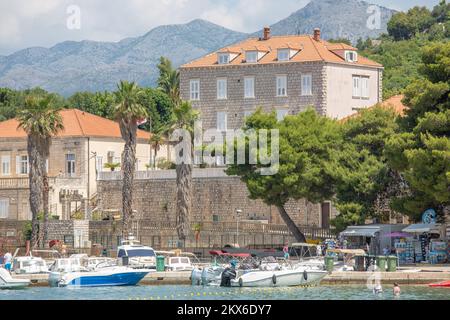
231, 268, 328, 288
0, 268, 30, 289
48, 257, 85, 273
167, 257, 194, 272
117, 236, 156, 269
12, 256, 49, 274
48, 265, 151, 288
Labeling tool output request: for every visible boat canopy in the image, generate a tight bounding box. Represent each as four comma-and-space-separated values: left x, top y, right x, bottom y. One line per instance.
327, 249, 366, 256
292, 243, 319, 248
403, 224, 440, 234
209, 251, 252, 258
340, 226, 380, 237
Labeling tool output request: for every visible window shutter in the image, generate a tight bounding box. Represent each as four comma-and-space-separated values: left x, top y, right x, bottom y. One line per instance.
353, 76, 361, 97
362, 77, 369, 98
302, 75, 312, 96
16, 156, 20, 174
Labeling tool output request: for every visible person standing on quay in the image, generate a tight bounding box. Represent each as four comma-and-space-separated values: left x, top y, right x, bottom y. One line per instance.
283, 243, 290, 260
3, 252, 12, 271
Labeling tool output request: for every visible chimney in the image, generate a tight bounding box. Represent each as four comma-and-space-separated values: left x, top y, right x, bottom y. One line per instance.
263, 27, 271, 40
313, 28, 321, 41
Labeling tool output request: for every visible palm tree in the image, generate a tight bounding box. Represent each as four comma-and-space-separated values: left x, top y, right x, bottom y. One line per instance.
170, 101, 200, 242
149, 125, 170, 170
114, 81, 148, 238
17, 95, 64, 248
157, 57, 180, 105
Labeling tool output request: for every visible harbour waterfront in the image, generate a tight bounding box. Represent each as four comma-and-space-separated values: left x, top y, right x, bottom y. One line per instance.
0, 285, 449, 301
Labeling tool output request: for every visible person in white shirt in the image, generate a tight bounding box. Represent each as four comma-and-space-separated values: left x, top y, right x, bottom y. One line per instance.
316, 245, 322, 257
3, 252, 12, 271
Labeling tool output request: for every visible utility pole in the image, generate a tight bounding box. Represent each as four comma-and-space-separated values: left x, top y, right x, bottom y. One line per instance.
236, 209, 242, 247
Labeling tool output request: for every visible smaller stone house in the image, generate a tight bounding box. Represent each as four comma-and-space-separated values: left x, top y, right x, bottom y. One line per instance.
0, 109, 159, 221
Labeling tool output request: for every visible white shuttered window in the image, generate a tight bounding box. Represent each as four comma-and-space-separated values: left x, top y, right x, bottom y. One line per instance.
0, 199, 9, 218
301, 74, 312, 96
244, 77, 255, 98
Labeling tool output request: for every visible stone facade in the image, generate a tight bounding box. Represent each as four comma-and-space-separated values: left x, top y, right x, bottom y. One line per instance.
96, 169, 338, 229
180, 61, 328, 130
180, 61, 383, 130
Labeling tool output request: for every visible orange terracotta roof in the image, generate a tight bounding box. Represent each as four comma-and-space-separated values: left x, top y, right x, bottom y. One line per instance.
380, 95, 408, 116
181, 35, 382, 68
277, 43, 302, 50
242, 45, 270, 52
324, 42, 358, 51
218, 47, 242, 54
0, 109, 150, 140
340, 95, 408, 122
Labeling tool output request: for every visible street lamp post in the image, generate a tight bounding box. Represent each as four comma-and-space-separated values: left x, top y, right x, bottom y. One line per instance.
236, 209, 242, 247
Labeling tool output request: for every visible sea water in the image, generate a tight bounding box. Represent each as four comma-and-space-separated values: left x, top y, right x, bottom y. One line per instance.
0, 285, 449, 300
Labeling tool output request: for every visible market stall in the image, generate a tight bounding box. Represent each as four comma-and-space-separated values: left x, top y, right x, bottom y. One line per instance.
402, 223, 447, 264
340, 224, 407, 256
400, 209, 448, 264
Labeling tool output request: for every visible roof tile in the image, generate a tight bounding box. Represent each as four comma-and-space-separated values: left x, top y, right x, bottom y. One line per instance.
181, 35, 382, 68
0, 109, 150, 140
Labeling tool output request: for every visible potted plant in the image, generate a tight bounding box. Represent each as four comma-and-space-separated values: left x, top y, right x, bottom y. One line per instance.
193, 223, 202, 241
104, 163, 121, 172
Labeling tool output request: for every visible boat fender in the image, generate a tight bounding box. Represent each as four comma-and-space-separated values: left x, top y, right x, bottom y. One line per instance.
272, 274, 277, 285
239, 278, 243, 287
303, 271, 308, 281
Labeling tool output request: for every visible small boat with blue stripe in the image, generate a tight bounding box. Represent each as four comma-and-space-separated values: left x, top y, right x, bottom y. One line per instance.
49, 265, 151, 288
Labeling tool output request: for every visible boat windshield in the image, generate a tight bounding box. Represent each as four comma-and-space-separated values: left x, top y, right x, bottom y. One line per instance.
120, 249, 155, 258
22, 260, 45, 267
179, 258, 189, 264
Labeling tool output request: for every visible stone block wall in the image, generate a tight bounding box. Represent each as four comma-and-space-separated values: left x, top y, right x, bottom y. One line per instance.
96, 170, 331, 228
0, 220, 27, 253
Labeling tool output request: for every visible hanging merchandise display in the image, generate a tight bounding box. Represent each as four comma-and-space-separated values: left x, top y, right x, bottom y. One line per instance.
394, 239, 414, 265
429, 240, 448, 264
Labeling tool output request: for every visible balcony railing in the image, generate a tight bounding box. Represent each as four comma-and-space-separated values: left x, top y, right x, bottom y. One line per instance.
136, 220, 335, 239
0, 177, 57, 189
0, 178, 29, 189
97, 168, 229, 181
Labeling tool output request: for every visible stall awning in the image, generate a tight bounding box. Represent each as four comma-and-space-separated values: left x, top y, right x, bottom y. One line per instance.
403, 224, 439, 233
340, 226, 380, 237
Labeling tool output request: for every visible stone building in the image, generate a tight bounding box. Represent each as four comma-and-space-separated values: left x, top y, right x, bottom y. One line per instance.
180, 27, 383, 130
0, 109, 154, 220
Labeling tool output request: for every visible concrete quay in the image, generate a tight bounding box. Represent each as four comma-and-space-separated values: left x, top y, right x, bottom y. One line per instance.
322, 271, 450, 285
14, 269, 450, 287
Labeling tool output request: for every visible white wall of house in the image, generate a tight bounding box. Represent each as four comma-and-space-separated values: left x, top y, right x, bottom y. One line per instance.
325, 63, 382, 119
88, 138, 151, 198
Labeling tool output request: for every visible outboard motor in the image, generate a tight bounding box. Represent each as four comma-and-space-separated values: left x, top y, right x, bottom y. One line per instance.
191, 268, 203, 286
220, 267, 237, 287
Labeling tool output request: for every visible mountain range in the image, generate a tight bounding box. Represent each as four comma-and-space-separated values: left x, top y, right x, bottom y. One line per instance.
0, 0, 396, 96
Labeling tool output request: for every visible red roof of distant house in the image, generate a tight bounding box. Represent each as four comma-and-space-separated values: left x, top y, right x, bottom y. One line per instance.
341, 95, 408, 122
0, 109, 150, 140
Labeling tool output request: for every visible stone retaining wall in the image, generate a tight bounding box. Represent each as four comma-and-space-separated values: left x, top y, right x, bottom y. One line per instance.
96, 169, 338, 228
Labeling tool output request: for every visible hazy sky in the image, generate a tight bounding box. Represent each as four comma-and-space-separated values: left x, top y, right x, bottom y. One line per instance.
0, 0, 441, 55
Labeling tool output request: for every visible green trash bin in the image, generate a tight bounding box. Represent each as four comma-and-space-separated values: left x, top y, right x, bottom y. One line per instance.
387, 256, 398, 272
355, 256, 366, 272
376, 256, 387, 272
325, 256, 335, 273
156, 256, 165, 272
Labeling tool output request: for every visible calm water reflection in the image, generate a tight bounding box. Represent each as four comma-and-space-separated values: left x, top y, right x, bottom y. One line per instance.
1, 285, 449, 300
